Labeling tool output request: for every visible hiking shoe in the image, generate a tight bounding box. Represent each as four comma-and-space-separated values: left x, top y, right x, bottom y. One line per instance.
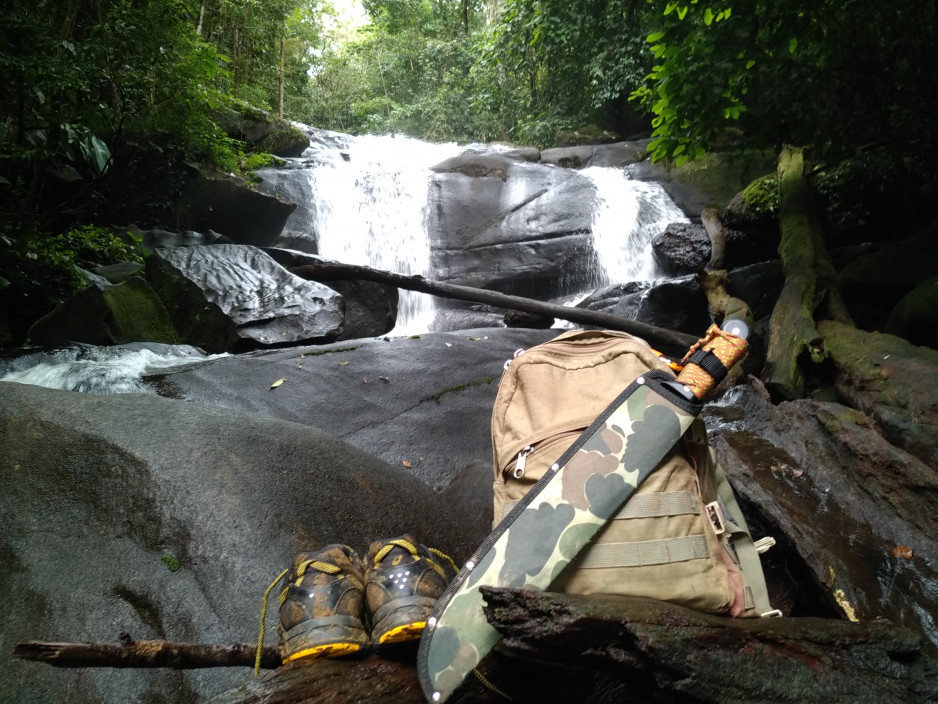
364, 535, 458, 645
275, 545, 369, 663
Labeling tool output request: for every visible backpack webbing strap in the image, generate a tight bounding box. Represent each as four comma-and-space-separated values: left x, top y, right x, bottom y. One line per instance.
613, 490, 700, 519
574, 534, 711, 569
710, 448, 778, 617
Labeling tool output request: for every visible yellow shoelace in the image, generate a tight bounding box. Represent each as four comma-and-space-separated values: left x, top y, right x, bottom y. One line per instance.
372, 538, 458, 579
254, 558, 343, 676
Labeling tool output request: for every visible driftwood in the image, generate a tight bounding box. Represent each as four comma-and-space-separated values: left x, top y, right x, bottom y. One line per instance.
290, 261, 699, 354
762, 146, 851, 398
11, 637, 281, 670
479, 587, 938, 704
699, 207, 753, 326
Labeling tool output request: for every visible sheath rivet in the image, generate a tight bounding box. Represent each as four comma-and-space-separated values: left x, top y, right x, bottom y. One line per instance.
432, 693, 441, 702
637, 376, 645, 384
550, 463, 559, 472
465, 560, 475, 570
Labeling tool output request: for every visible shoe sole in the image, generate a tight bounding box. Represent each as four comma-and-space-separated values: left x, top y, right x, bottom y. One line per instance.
280, 617, 368, 664
377, 620, 427, 644
284, 641, 363, 663
371, 599, 438, 645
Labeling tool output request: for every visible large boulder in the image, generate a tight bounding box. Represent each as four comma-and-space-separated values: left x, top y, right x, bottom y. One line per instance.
819, 320, 938, 466
129, 225, 234, 252
885, 274, 938, 348
0, 380, 494, 704
705, 378, 938, 656
576, 276, 713, 346
839, 231, 938, 333
253, 125, 310, 158
650, 222, 711, 275
254, 159, 320, 254
26, 277, 181, 347
171, 167, 296, 247
146, 244, 344, 352
265, 248, 399, 340
539, 140, 651, 170
216, 104, 310, 156
153, 328, 559, 489
428, 153, 597, 297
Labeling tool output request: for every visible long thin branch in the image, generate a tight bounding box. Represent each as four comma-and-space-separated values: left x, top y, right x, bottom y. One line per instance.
289, 261, 699, 353
11, 639, 281, 670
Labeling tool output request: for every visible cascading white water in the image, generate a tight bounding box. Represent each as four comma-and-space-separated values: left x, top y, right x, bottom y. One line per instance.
583, 166, 689, 289
0, 345, 225, 394
301, 138, 688, 331
306, 135, 464, 334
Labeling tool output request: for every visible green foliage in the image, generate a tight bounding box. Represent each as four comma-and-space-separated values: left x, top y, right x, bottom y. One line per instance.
633, 0, 938, 177
160, 555, 182, 572
0, 223, 144, 324
810, 149, 899, 243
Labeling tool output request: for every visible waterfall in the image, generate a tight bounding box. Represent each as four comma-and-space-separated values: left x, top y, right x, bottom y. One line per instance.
268, 132, 690, 332
304, 135, 464, 334
583, 166, 689, 289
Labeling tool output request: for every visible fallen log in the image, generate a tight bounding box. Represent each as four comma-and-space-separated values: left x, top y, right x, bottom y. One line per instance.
289, 261, 698, 353
11, 637, 281, 670
762, 146, 851, 398
479, 587, 938, 704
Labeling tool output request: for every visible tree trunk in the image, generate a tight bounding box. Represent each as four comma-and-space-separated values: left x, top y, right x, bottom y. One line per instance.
278, 34, 285, 119
762, 146, 850, 399
289, 261, 700, 354
11, 638, 281, 670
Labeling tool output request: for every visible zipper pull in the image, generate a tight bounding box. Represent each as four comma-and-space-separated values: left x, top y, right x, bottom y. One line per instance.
512, 445, 534, 478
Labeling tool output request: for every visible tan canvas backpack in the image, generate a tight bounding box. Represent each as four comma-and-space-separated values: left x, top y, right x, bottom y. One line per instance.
491, 329, 777, 618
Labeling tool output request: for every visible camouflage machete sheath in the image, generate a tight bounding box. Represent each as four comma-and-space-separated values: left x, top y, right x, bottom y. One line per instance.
416, 369, 703, 703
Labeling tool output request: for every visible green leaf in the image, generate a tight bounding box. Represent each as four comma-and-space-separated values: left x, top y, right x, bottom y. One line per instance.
704, 8, 714, 25
746, 59, 756, 69
677, 6, 689, 20
789, 37, 798, 53
647, 32, 666, 42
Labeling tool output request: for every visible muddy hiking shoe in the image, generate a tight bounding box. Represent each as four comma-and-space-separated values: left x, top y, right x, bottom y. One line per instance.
364, 535, 458, 645
255, 537, 458, 674
273, 545, 369, 664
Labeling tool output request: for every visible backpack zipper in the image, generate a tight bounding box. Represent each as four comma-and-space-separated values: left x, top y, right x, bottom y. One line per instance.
504, 430, 583, 480
512, 445, 535, 478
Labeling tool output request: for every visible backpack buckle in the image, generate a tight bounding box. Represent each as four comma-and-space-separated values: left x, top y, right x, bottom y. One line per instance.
705, 501, 726, 535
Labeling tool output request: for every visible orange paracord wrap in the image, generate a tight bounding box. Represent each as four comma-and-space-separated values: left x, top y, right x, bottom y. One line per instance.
675, 324, 749, 399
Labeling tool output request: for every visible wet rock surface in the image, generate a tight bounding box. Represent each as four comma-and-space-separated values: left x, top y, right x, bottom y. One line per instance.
0, 334, 519, 704
705, 377, 938, 656
427, 155, 598, 297
147, 244, 345, 352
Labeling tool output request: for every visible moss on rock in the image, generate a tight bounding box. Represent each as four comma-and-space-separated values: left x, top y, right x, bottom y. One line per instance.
255, 126, 310, 158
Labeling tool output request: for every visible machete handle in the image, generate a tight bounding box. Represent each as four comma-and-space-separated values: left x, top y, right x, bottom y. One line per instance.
674, 319, 750, 399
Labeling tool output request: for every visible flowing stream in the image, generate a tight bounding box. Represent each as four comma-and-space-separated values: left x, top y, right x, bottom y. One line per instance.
2, 133, 688, 393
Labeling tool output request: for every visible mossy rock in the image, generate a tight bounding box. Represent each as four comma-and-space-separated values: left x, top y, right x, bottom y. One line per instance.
885, 275, 938, 349
840, 231, 938, 289
255, 126, 310, 158
723, 173, 779, 236
555, 124, 620, 148
27, 277, 181, 347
